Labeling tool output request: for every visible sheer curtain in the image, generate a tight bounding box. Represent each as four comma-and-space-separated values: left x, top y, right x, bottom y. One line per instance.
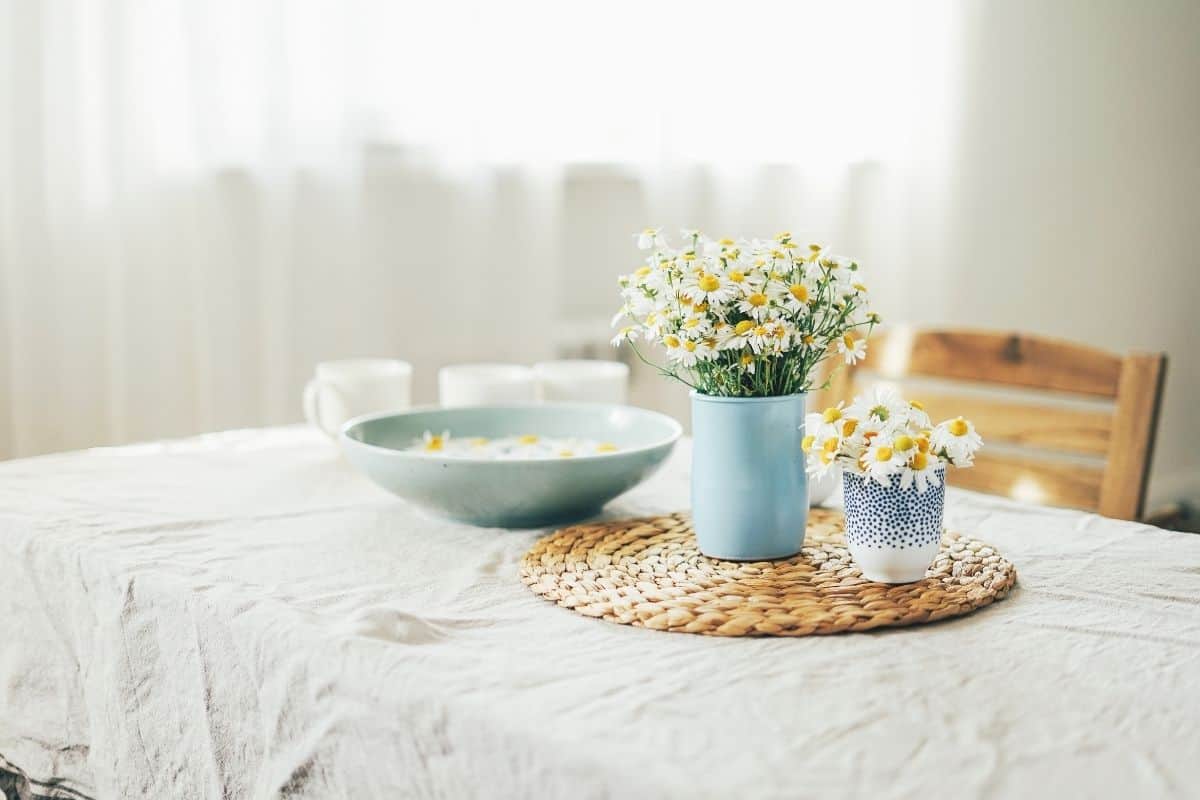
0, 0, 962, 458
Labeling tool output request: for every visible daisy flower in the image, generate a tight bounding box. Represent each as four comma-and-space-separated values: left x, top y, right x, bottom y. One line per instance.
837, 332, 868, 365
636, 228, 665, 249
862, 440, 902, 487
610, 325, 641, 347
848, 385, 908, 426
419, 430, 450, 452
679, 269, 737, 306
931, 417, 984, 465
899, 450, 943, 492
736, 289, 774, 321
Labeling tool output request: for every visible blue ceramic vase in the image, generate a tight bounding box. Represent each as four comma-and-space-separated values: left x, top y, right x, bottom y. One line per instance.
690, 391, 808, 560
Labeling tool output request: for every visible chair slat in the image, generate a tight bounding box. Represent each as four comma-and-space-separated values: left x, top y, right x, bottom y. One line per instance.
1099, 353, 1167, 519
947, 451, 1104, 511
872, 328, 1124, 398
903, 391, 1112, 457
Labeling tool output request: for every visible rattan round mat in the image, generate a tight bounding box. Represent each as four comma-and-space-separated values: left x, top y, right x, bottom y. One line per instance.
520, 508, 1016, 636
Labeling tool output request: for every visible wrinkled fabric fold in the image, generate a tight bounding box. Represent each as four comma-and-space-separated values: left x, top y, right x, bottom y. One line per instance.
1, 427, 1198, 798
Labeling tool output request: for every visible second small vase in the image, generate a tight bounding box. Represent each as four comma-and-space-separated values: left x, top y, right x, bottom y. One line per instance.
690, 391, 808, 561
843, 466, 946, 583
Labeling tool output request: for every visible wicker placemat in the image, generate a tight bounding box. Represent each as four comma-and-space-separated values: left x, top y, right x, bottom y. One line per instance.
520, 508, 1016, 636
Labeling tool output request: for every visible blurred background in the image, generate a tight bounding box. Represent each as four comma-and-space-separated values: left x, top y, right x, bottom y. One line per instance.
1, 0, 1197, 516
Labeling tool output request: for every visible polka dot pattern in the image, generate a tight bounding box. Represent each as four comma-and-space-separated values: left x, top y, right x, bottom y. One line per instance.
842, 467, 946, 550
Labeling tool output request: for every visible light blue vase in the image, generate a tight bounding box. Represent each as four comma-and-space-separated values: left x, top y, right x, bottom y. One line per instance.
690, 391, 808, 560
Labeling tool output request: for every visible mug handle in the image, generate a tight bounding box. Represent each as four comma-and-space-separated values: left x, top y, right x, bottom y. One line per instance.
303, 378, 348, 438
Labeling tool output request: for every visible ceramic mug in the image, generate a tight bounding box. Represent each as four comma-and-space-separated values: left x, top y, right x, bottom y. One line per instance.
438, 363, 538, 407
303, 359, 412, 437
533, 360, 629, 404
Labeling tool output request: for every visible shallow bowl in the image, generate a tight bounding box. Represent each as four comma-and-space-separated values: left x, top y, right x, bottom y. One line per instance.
340, 404, 682, 527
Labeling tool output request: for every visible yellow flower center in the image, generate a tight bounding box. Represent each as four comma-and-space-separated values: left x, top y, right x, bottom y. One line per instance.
747, 292, 768, 307
518, 434, 539, 445
911, 451, 929, 470
820, 450, 835, 465
842, 418, 858, 437
822, 407, 842, 423
852, 282, 867, 293
823, 437, 840, 453
684, 340, 696, 352
424, 436, 444, 452
635, 266, 652, 278
740, 353, 754, 367
875, 446, 893, 462
683, 318, 700, 329
558, 450, 574, 458
596, 442, 618, 453
776, 231, 792, 240
683, 252, 696, 261
916, 436, 930, 453
781, 241, 797, 249
753, 325, 768, 337
643, 228, 656, 234
728, 270, 746, 283
894, 434, 915, 452
646, 312, 657, 325
697, 273, 720, 292
734, 320, 755, 335
801, 434, 815, 453
470, 437, 489, 447
718, 237, 735, 246
664, 334, 681, 348
949, 418, 969, 436
843, 333, 857, 348
693, 302, 708, 313
789, 284, 809, 303
802, 334, 816, 346
772, 325, 787, 339
910, 400, 925, 411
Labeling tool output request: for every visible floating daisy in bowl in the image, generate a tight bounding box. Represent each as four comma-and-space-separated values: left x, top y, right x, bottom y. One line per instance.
409, 430, 621, 460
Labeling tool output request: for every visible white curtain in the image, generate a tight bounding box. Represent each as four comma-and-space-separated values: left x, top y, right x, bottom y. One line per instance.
0, 0, 962, 458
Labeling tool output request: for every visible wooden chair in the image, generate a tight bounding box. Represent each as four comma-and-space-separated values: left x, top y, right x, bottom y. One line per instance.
818, 327, 1167, 521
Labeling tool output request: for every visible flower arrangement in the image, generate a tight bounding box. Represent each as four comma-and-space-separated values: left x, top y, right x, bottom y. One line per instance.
804, 387, 983, 492
611, 229, 878, 397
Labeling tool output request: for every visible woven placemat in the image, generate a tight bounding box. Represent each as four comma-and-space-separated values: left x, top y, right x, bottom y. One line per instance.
520, 508, 1016, 636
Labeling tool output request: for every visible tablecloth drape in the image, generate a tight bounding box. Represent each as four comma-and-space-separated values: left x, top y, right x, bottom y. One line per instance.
2, 427, 1198, 798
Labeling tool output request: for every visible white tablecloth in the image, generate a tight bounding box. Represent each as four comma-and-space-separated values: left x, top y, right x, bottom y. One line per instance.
1, 427, 1198, 799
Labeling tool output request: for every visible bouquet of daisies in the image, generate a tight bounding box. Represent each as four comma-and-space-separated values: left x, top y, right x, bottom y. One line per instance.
804, 387, 983, 492
612, 229, 878, 397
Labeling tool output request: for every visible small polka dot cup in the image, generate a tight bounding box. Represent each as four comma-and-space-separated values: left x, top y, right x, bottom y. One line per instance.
842, 466, 946, 583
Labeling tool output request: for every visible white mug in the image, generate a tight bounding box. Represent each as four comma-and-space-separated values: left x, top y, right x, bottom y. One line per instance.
438, 363, 537, 407
533, 360, 629, 404
303, 359, 412, 437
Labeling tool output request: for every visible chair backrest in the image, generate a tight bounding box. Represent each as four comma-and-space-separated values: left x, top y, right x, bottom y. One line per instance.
819, 327, 1167, 520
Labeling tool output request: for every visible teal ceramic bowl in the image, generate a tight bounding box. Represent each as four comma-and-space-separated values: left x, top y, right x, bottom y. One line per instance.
340, 404, 682, 527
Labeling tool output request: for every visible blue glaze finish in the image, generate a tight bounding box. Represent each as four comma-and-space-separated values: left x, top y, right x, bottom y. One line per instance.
339, 404, 681, 528
690, 391, 808, 561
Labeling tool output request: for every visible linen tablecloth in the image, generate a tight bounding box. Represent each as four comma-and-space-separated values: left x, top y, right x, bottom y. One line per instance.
1, 427, 1198, 799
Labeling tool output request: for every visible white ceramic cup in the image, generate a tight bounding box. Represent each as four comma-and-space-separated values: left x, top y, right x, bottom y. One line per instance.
438, 363, 538, 407
303, 358, 412, 437
533, 360, 629, 405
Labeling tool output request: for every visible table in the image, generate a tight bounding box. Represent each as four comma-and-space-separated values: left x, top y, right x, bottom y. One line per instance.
2, 427, 1198, 799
